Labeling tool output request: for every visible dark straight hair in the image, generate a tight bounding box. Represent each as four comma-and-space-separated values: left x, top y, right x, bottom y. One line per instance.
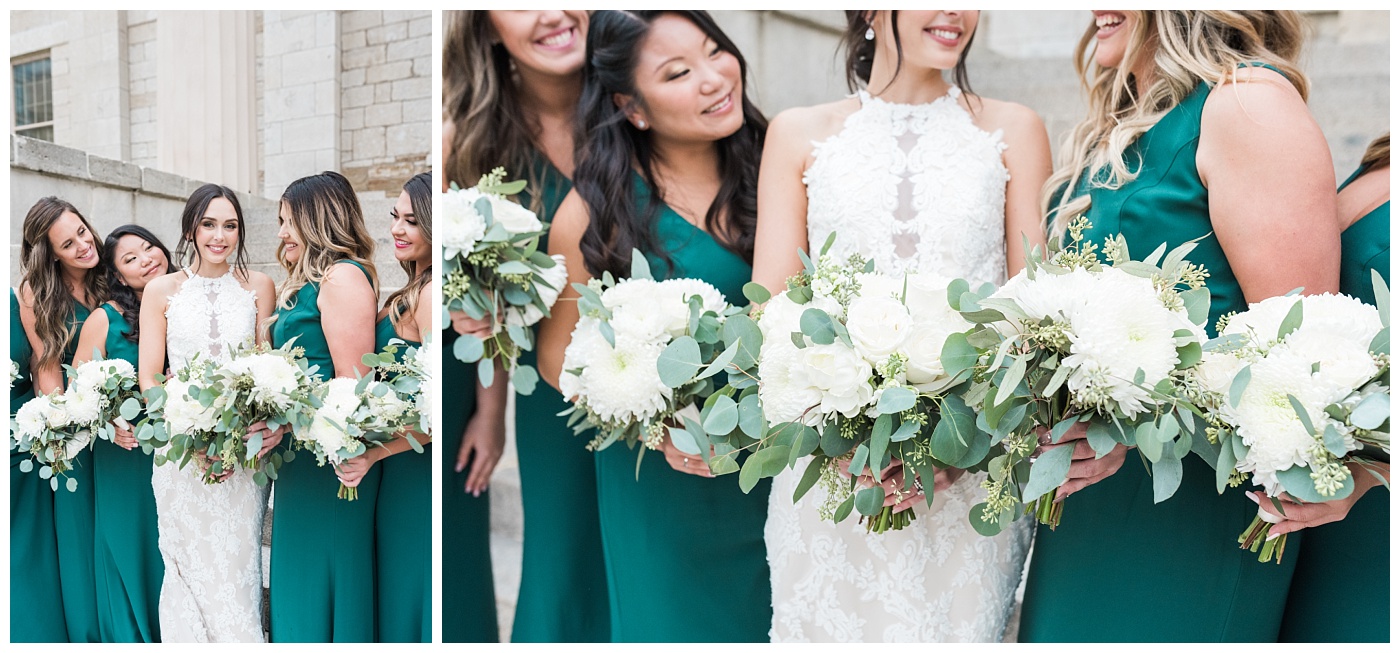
843, 10, 978, 101
574, 10, 767, 279
174, 183, 251, 276
103, 224, 177, 343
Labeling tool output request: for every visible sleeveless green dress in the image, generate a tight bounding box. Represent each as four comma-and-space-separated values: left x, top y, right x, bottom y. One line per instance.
270, 260, 381, 642
1019, 72, 1301, 642
10, 288, 69, 642
1277, 167, 1389, 643
52, 298, 100, 642
373, 312, 429, 642
510, 156, 611, 643
91, 303, 163, 642
594, 175, 771, 642
441, 325, 496, 642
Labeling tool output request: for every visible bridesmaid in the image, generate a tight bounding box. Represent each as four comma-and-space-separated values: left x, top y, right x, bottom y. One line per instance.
370, 172, 434, 642
71, 225, 176, 642
17, 197, 108, 642
268, 171, 381, 642
11, 282, 69, 643
1273, 133, 1389, 643
442, 9, 608, 643
1018, 11, 1340, 642
536, 11, 771, 643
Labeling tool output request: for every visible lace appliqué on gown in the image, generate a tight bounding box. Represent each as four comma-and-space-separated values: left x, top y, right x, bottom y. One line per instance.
768, 87, 1033, 643
152, 270, 268, 642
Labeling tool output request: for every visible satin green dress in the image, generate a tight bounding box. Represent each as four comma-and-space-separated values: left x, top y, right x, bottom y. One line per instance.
90, 303, 163, 642
594, 176, 771, 643
1277, 167, 1389, 643
1019, 74, 1300, 642
441, 326, 497, 643
373, 313, 429, 643
10, 288, 69, 642
52, 299, 100, 642
270, 260, 381, 642
511, 157, 610, 643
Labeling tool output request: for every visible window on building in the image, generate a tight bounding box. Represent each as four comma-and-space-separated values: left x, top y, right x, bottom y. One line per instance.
13, 55, 54, 142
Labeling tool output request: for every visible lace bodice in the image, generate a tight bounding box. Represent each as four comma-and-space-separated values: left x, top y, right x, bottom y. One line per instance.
769, 85, 1031, 643
165, 270, 257, 370
804, 86, 1009, 286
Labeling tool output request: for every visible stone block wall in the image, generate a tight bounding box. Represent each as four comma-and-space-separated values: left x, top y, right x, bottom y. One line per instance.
126, 11, 158, 168
339, 10, 432, 196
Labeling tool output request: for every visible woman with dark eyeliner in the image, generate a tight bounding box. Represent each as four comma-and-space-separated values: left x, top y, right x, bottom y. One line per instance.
536, 10, 771, 643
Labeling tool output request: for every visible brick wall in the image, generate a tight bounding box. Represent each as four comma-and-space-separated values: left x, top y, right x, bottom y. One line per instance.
339, 10, 432, 196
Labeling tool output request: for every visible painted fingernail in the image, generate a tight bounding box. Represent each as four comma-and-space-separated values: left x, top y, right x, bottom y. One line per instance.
1265, 530, 1280, 541
1246, 492, 1260, 504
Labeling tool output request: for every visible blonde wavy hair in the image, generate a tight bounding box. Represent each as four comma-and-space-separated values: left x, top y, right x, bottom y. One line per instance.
274, 171, 379, 313
1357, 133, 1389, 176
1045, 11, 1309, 237
384, 172, 432, 337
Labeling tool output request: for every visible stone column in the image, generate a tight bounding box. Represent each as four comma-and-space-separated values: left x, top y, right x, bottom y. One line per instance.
260, 10, 340, 199
154, 11, 257, 194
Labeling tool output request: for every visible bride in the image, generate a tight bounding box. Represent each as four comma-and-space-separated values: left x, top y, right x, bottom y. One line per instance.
137, 184, 279, 642
750, 11, 1051, 642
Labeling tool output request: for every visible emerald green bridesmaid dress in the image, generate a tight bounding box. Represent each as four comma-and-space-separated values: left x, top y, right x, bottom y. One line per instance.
1277, 167, 1389, 643
441, 326, 497, 643
510, 156, 610, 643
52, 298, 99, 642
373, 313, 429, 643
270, 260, 381, 642
10, 288, 69, 642
593, 176, 771, 643
1019, 74, 1301, 642
91, 303, 162, 642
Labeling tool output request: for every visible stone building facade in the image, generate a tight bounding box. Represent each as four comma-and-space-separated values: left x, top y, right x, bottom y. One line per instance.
9, 10, 432, 290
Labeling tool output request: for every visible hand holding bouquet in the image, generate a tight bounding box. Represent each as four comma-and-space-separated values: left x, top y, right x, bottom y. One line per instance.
12, 391, 89, 492
440, 168, 568, 394
294, 374, 416, 500
64, 356, 143, 445
1192, 272, 1389, 562
362, 336, 433, 442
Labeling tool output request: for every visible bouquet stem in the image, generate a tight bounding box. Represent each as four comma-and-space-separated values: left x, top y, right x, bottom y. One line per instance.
863, 505, 916, 534
1029, 491, 1064, 529
338, 483, 358, 501
1238, 515, 1286, 564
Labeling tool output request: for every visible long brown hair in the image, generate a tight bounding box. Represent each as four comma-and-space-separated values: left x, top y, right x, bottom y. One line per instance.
1358, 133, 1390, 177
443, 10, 566, 211
20, 197, 108, 368
842, 10, 978, 99
384, 172, 432, 338
1045, 11, 1308, 236
274, 171, 379, 311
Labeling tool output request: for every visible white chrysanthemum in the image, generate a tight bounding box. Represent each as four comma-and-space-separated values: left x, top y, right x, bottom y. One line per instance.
483, 193, 543, 235
992, 267, 1098, 337
164, 378, 218, 434
227, 353, 303, 410
1224, 293, 1382, 349
505, 254, 569, 328
600, 278, 674, 345
1062, 268, 1182, 417
63, 387, 104, 425
846, 293, 912, 365
438, 188, 488, 259
659, 278, 729, 317
303, 378, 363, 462
14, 395, 55, 443
563, 316, 670, 424
1228, 350, 1333, 494
1278, 329, 1381, 402
800, 342, 875, 420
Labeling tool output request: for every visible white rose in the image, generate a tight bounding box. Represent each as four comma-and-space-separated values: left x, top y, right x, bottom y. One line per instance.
800, 342, 875, 419
485, 194, 543, 235
845, 294, 912, 364
1194, 350, 1246, 397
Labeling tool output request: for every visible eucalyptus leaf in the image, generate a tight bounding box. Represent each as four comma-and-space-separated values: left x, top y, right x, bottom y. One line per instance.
697, 340, 739, 381
452, 335, 485, 363
477, 359, 495, 387
855, 486, 885, 517
1373, 269, 1389, 328
833, 494, 855, 523
1277, 464, 1353, 503
1021, 443, 1074, 501
1277, 299, 1304, 341
630, 249, 653, 281
1228, 366, 1251, 408
793, 455, 827, 502
876, 387, 916, 414
657, 336, 702, 388
869, 414, 892, 471
702, 395, 739, 435
799, 308, 838, 345
1151, 453, 1183, 503
940, 332, 978, 378
1350, 390, 1389, 430
1181, 286, 1211, 327
994, 356, 1027, 408
1287, 394, 1317, 436
742, 282, 772, 305
819, 421, 856, 457
512, 365, 540, 395
1136, 422, 1163, 463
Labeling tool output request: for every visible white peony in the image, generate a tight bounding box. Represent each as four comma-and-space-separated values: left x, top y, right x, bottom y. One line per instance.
438, 188, 488, 259
800, 342, 875, 420
845, 293, 912, 364
902, 273, 972, 388
505, 254, 569, 328
164, 378, 218, 434
227, 353, 302, 411
756, 337, 823, 426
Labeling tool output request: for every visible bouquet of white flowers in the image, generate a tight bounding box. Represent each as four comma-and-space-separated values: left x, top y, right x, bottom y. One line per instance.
137, 355, 231, 483
12, 391, 90, 491
948, 218, 1212, 534
559, 249, 745, 471
8, 359, 18, 389
63, 356, 143, 443
693, 234, 977, 533
362, 336, 433, 441
1192, 273, 1390, 562
295, 375, 415, 499
441, 167, 568, 395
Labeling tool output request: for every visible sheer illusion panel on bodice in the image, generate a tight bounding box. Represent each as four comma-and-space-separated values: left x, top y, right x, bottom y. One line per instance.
804, 87, 1009, 286
153, 269, 267, 643
767, 86, 1032, 643
164, 269, 258, 370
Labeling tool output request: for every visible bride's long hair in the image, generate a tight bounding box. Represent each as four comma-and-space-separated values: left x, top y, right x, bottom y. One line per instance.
574, 10, 765, 279
384, 172, 432, 336
274, 171, 379, 311
20, 197, 108, 369
1045, 11, 1308, 237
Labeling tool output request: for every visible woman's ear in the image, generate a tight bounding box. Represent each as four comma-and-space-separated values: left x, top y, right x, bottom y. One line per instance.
613, 93, 649, 130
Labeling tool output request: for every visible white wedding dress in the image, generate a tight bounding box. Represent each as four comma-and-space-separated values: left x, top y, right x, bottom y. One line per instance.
766, 86, 1034, 642
151, 269, 268, 642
